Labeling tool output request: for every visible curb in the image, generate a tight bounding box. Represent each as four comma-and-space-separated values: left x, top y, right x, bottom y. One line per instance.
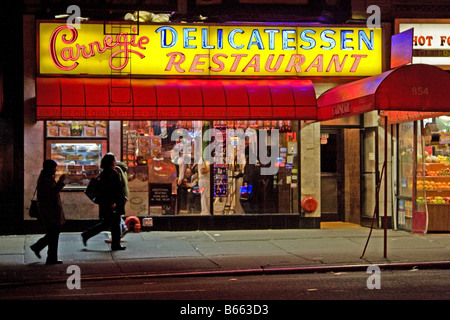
1, 260, 449, 289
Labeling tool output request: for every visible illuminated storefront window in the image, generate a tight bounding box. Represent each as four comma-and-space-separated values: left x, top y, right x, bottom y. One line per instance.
122, 120, 300, 216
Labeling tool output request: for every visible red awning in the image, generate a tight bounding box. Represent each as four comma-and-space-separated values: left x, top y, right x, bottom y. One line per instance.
317, 64, 450, 124
36, 78, 317, 120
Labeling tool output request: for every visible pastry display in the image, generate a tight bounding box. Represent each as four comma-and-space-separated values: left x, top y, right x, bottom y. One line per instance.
68, 165, 83, 171
88, 145, 100, 152
67, 154, 83, 160
51, 153, 66, 160
68, 174, 84, 180
48, 142, 103, 188
84, 165, 99, 171
85, 154, 99, 160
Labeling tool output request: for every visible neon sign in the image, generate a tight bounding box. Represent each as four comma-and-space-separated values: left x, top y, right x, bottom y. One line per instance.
39, 22, 382, 76
49, 25, 148, 71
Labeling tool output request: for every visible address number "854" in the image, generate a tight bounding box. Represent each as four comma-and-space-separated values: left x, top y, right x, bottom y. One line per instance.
412, 87, 429, 95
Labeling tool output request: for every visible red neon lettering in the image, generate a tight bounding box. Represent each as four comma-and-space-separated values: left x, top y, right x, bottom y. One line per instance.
109, 32, 145, 70
285, 54, 305, 72
49, 26, 147, 71
165, 52, 186, 72
243, 54, 260, 72
326, 54, 347, 72
305, 54, 323, 72
230, 54, 247, 72
189, 54, 209, 73
61, 46, 79, 61
265, 54, 284, 72
49, 25, 79, 71
349, 54, 367, 72
210, 53, 227, 72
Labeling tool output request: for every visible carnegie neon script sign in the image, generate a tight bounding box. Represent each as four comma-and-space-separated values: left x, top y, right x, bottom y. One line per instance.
39, 22, 382, 76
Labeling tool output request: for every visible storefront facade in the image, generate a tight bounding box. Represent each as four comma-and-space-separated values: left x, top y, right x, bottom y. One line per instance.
394, 19, 450, 233
317, 62, 450, 234
24, 17, 383, 231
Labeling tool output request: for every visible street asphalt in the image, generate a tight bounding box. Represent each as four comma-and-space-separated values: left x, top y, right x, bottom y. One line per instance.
0, 222, 449, 287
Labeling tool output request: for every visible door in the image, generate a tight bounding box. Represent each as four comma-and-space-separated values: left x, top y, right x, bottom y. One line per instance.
361, 127, 379, 227
320, 129, 344, 221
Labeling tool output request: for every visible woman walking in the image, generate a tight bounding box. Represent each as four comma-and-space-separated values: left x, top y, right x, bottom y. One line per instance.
81, 153, 126, 251
30, 159, 66, 264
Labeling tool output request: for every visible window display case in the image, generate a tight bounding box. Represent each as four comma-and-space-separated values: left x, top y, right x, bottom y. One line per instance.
121, 120, 300, 216
45, 121, 108, 191
45, 121, 108, 190
417, 118, 450, 232
46, 140, 106, 190
46, 139, 107, 190
399, 118, 450, 232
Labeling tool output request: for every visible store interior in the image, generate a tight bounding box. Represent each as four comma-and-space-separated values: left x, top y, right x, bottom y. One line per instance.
46, 120, 301, 217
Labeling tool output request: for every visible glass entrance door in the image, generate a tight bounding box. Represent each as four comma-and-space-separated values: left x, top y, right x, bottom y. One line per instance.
320, 129, 344, 221
397, 122, 415, 231
361, 127, 378, 226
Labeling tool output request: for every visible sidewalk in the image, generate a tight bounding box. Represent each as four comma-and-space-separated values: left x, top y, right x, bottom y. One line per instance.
1, 222, 450, 286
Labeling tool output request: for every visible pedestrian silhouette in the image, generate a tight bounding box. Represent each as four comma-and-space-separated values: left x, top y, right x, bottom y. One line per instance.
30, 159, 66, 264
81, 153, 126, 251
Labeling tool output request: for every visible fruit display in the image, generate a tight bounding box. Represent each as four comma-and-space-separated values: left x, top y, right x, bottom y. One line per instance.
420, 123, 450, 231
416, 158, 450, 226
417, 179, 450, 190
417, 196, 450, 204
424, 155, 450, 163
417, 169, 450, 176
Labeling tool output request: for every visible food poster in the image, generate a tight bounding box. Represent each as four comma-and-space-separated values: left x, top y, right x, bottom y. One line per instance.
146, 157, 177, 215
138, 136, 151, 158
46, 121, 107, 137
126, 165, 149, 216
138, 135, 162, 158
148, 157, 177, 193
125, 191, 149, 216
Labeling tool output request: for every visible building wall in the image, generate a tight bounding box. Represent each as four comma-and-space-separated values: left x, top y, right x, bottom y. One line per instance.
22, 13, 324, 228
344, 128, 361, 224
23, 15, 100, 221
300, 121, 321, 218
23, 14, 40, 222
0, 2, 23, 234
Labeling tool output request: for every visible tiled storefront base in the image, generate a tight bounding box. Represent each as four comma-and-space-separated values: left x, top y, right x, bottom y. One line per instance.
23, 215, 321, 233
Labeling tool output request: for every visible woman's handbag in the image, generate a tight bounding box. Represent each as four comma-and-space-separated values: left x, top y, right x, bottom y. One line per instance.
29, 188, 39, 219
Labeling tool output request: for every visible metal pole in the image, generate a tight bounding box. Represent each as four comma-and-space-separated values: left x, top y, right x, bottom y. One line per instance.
360, 161, 385, 259
384, 116, 388, 259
